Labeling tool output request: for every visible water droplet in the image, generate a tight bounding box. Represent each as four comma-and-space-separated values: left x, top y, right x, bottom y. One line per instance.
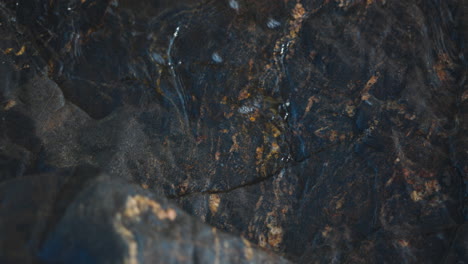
267, 18, 281, 29
229, 0, 239, 11
173, 26, 180, 38
212, 52, 223, 63
151, 52, 165, 64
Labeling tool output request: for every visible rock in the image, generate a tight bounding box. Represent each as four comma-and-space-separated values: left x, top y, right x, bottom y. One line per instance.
0, 166, 288, 263
0, 0, 466, 263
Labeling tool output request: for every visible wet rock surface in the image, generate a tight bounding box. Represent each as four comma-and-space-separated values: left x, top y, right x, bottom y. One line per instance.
0, 0, 466, 263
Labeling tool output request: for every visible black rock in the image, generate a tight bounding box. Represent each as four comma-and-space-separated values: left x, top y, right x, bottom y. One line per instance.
0, 0, 466, 263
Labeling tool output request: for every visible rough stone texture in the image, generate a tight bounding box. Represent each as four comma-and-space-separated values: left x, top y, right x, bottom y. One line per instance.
0, 0, 466, 263
1, 167, 288, 263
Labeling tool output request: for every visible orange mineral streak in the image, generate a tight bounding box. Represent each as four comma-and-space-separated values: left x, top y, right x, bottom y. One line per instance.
123, 195, 177, 221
